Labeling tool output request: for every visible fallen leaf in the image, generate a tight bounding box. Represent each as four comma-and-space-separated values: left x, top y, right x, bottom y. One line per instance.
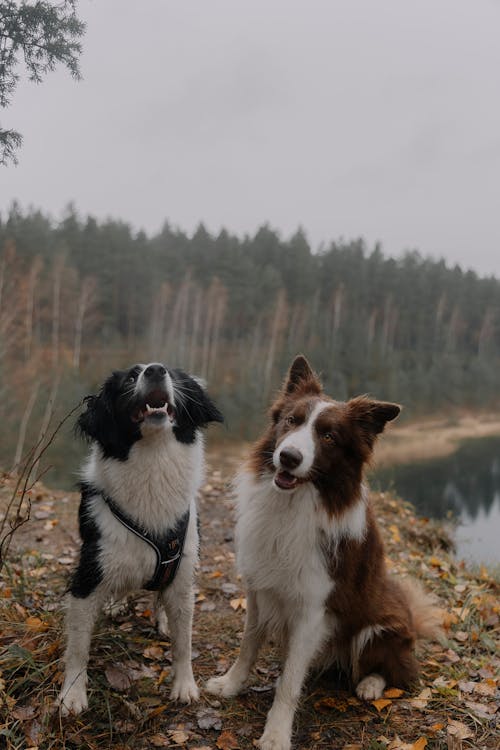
208, 570, 223, 579
458, 680, 475, 693
474, 679, 497, 696
105, 665, 132, 691
384, 688, 404, 698
12, 705, 36, 721
408, 688, 432, 710
430, 723, 444, 731
230, 597, 247, 611
372, 698, 392, 712
464, 700, 497, 719
447, 720, 474, 740
411, 739, 427, 750
150, 733, 170, 747
314, 696, 349, 712
25, 616, 48, 632
197, 708, 222, 731
216, 730, 239, 749
169, 729, 190, 744
444, 649, 460, 663
143, 645, 164, 660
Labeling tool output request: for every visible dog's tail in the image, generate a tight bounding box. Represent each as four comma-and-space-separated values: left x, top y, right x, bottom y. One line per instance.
400, 577, 444, 641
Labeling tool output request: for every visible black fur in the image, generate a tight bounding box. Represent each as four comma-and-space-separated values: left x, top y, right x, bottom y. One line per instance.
170, 369, 224, 444
76, 364, 223, 458
69, 482, 103, 598
77, 370, 142, 460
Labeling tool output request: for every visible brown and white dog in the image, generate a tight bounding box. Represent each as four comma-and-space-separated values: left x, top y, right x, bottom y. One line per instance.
207, 355, 441, 750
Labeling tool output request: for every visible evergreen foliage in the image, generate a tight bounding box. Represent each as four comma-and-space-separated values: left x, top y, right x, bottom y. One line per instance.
0, 0, 84, 164
1, 204, 499, 484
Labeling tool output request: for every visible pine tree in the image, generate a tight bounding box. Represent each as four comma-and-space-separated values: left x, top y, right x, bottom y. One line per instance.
0, 0, 85, 164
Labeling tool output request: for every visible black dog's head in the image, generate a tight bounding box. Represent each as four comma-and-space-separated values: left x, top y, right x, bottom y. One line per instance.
77, 362, 223, 460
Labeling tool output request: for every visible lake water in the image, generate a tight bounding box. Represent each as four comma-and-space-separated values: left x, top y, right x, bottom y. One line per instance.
371, 435, 500, 567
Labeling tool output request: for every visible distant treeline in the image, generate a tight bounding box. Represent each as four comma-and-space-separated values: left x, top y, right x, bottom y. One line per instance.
1, 204, 499, 484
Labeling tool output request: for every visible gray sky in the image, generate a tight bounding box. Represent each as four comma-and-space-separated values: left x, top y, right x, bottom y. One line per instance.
2, 0, 500, 276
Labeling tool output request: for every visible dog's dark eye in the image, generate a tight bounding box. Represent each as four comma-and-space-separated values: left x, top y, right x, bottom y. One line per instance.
322, 432, 334, 443
285, 415, 295, 426
127, 374, 137, 383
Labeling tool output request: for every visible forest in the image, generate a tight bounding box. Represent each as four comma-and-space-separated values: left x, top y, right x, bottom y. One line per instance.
1, 203, 500, 484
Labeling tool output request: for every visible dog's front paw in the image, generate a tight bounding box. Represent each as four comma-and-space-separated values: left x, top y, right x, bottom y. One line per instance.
356, 673, 386, 700
56, 683, 88, 716
206, 673, 242, 698
170, 675, 199, 704
257, 727, 292, 750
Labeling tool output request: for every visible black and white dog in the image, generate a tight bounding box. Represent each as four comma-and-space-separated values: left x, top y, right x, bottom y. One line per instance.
56, 362, 223, 715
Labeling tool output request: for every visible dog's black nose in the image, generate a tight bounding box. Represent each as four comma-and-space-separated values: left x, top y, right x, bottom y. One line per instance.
279, 447, 303, 470
144, 364, 167, 380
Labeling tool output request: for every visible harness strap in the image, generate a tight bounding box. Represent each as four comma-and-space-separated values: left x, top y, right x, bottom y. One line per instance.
101, 492, 190, 591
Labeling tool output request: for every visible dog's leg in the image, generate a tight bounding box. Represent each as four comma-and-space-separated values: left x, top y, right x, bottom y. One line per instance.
156, 595, 169, 637
56, 590, 103, 715
161, 570, 199, 703
258, 608, 326, 750
206, 590, 263, 697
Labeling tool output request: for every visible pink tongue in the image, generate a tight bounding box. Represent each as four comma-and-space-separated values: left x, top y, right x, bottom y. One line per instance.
276, 471, 298, 490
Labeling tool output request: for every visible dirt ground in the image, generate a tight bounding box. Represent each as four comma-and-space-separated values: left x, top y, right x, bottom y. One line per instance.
0, 444, 498, 750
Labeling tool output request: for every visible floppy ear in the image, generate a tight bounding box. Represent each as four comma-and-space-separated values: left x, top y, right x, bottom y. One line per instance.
283, 354, 322, 396
171, 370, 223, 444
76, 372, 123, 449
348, 396, 401, 437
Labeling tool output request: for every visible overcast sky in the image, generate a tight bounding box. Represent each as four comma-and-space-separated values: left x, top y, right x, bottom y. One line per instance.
2, 0, 500, 276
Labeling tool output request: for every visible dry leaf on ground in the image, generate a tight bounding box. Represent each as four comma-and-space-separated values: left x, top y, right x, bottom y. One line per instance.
216, 730, 239, 750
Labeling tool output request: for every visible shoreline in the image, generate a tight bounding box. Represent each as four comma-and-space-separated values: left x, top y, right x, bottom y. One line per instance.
373, 412, 500, 468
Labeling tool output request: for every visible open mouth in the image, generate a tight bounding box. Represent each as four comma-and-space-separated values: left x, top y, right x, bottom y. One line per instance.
274, 470, 307, 491
131, 389, 175, 424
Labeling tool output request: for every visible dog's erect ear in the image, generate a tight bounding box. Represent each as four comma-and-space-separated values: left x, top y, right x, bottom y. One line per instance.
171, 370, 223, 444
348, 397, 401, 438
283, 355, 322, 396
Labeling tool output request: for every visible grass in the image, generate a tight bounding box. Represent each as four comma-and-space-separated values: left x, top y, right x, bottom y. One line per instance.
0, 464, 498, 750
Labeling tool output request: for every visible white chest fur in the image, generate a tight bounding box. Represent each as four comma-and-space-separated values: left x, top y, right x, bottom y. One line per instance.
83, 432, 204, 530
234, 472, 335, 609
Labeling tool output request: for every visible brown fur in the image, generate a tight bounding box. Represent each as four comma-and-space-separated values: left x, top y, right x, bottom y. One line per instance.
250, 354, 441, 690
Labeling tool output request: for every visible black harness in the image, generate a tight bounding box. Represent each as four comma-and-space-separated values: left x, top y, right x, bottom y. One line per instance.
102, 493, 190, 591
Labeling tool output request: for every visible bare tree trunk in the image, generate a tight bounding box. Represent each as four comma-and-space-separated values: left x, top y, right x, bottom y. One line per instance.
149, 282, 170, 359
200, 284, 216, 378
188, 284, 202, 373
12, 382, 40, 471
264, 289, 287, 390
166, 277, 190, 363
25, 256, 42, 361
207, 284, 226, 380
73, 277, 96, 370
331, 284, 344, 348
0, 254, 5, 312
32, 373, 61, 479
52, 257, 65, 371
367, 309, 378, 347
446, 306, 460, 352
478, 307, 494, 358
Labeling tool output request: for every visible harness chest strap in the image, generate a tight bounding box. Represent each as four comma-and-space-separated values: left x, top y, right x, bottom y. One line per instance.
101, 492, 190, 591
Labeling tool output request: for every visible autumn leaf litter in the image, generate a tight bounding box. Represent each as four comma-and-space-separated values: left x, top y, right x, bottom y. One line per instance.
0, 454, 498, 750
